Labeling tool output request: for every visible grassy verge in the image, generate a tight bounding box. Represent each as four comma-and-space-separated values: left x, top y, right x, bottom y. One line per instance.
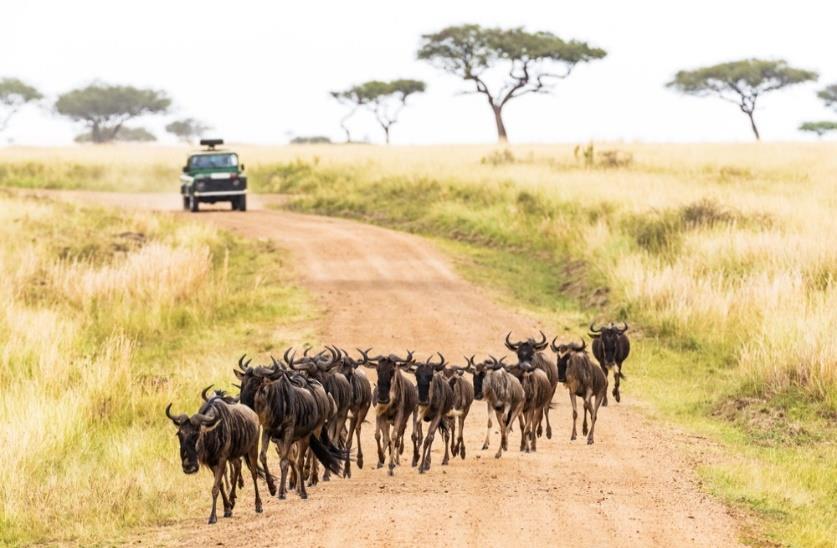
263, 158, 836, 547
0, 191, 311, 544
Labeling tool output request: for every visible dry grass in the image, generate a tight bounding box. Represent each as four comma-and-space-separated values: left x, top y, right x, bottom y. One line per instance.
0, 192, 307, 544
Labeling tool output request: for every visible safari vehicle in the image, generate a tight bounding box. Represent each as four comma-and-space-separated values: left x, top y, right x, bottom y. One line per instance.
180, 139, 247, 212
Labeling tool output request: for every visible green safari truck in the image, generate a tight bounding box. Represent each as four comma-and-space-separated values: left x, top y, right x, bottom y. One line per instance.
179, 139, 247, 212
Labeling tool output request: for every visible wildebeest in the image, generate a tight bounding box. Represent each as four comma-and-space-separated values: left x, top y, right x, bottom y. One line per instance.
333, 347, 373, 478
516, 364, 552, 453
505, 331, 558, 438
289, 346, 352, 481
589, 321, 631, 403
166, 394, 264, 524
408, 353, 456, 473
467, 355, 525, 459
235, 353, 346, 500
360, 349, 419, 476
441, 363, 474, 459
551, 338, 607, 444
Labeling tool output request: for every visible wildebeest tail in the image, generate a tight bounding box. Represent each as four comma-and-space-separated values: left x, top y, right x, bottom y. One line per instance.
309, 434, 345, 476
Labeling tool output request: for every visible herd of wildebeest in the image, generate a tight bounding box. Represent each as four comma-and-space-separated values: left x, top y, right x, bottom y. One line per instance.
165, 322, 631, 524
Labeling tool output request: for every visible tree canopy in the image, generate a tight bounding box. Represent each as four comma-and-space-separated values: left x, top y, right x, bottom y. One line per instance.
417, 24, 606, 142
817, 84, 837, 111
55, 83, 170, 143
667, 59, 818, 140
165, 118, 210, 143
75, 126, 157, 143
333, 79, 425, 144
798, 121, 837, 137
0, 77, 42, 132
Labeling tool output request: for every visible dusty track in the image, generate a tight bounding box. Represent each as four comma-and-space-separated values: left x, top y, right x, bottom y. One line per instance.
47, 192, 742, 547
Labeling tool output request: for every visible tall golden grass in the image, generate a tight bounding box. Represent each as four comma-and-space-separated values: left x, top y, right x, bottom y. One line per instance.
0, 193, 305, 544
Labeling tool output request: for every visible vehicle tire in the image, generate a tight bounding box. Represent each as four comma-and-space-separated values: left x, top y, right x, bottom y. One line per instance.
238, 195, 247, 212
182, 196, 189, 211
189, 194, 199, 212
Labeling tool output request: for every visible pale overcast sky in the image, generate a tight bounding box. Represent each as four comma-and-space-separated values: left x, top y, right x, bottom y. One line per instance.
4, 0, 836, 145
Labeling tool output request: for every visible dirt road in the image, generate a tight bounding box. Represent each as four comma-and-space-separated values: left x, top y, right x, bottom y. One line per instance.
48, 192, 742, 547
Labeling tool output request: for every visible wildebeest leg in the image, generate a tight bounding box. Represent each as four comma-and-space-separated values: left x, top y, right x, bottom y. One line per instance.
458, 414, 467, 459
582, 400, 589, 436
228, 458, 241, 512
482, 402, 493, 450
208, 460, 227, 524
494, 408, 506, 459
375, 416, 385, 469
507, 401, 524, 452
587, 391, 603, 445
449, 414, 457, 456
545, 387, 555, 439
519, 413, 527, 452
531, 407, 543, 452
420, 415, 441, 473
355, 405, 368, 469
259, 430, 277, 497
296, 437, 310, 499
411, 414, 423, 468
244, 449, 263, 514
569, 392, 578, 441
382, 420, 396, 476
613, 364, 622, 403
277, 429, 294, 500
441, 418, 451, 466
344, 414, 357, 479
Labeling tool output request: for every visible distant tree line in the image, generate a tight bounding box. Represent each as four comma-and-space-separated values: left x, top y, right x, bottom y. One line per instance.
2, 23, 835, 144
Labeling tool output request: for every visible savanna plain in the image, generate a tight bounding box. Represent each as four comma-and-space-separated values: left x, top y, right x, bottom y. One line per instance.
0, 143, 835, 547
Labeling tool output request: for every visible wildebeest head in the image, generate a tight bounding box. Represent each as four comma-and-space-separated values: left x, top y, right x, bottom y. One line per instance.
166, 403, 221, 474
334, 346, 363, 382
360, 349, 413, 405
505, 330, 548, 364
410, 353, 446, 406
233, 354, 280, 409
589, 321, 628, 367
550, 337, 586, 383
466, 355, 506, 400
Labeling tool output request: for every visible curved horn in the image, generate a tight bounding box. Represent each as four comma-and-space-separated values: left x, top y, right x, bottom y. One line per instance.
617, 321, 629, 333
570, 338, 587, 352
283, 347, 296, 368
200, 384, 214, 402
589, 321, 602, 334
504, 332, 519, 351
237, 354, 247, 371
550, 336, 560, 353
165, 403, 187, 426
194, 409, 221, 427
270, 355, 280, 368
534, 330, 548, 349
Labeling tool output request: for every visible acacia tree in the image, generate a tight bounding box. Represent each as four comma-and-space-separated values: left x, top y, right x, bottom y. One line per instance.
817, 84, 837, 111
359, 79, 425, 144
0, 77, 42, 133
330, 88, 368, 143
798, 121, 837, 138
667, 59, 817, 140
75, 126, 157, 143
417, 25, 606, 143
55, 83, 170, 143
165, 118, 210, 143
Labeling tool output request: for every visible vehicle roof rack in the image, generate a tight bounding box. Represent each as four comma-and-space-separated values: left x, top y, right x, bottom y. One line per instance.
200, 138, 224, 150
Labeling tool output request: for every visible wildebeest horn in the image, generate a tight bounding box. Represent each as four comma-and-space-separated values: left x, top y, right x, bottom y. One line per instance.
534, 330, 548, 350
617, 322, 629, 333
165, 403, 188, 426
237, 354, 252, 371
550, 336, 560, 353
504, 332, 519, 351
200, 384, 214, 402
426, 352, 446, 370
194, 409, 221, 428
570, 338, 586, 352
393, 350, 414, 364
589, 321, 602, 334
283, 347, 295, 368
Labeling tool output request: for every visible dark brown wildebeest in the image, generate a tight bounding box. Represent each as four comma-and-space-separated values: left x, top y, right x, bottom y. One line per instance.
408, 353, 456, 473
516, 363, 552, 453
235, 354, 345, 500
589, 321, 631, 403
466, 355, 524, 459
505, 331, 558, 438
199, 385, 244, 492
289, 346, 352, 482
551, 338, 607, 444
441, 362, 474, 459
166, 396, 264, 524
334, 347, 373, 478
360, 349, 419, 476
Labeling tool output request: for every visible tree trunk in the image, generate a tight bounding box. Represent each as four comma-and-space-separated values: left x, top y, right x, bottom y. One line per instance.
746, 110, 760, 141
493, 105, 508, 143
383, 125, 390, 145
339, 110, 354, 143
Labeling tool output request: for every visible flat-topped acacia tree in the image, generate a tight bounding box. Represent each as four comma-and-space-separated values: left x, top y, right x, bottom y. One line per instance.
817, 84, 837, 111
0, 77, 42, 133
667, 59, 818, 140
417, 24, 606, 143
332, 79, 425, 144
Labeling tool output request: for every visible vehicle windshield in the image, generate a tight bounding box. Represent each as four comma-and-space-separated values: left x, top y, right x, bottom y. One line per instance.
189, 153, 238, 169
